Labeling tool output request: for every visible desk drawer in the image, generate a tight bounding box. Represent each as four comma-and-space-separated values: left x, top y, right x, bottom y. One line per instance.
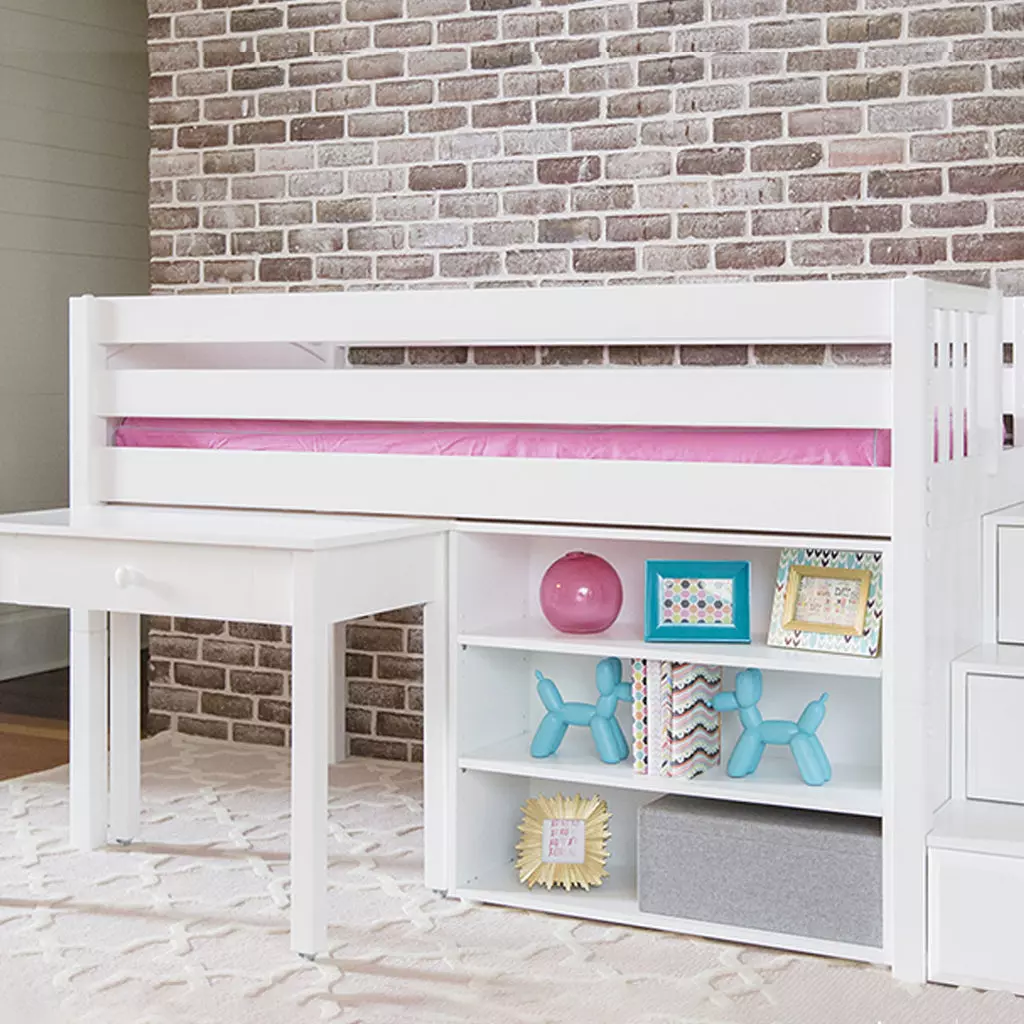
997, 526, 1024, 644
929, 848, 1024, 995
966, 673, 1024, 805
0, 535, 292, 622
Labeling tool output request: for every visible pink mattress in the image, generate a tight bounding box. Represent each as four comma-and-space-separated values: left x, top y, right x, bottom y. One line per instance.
114, 418, 892, 467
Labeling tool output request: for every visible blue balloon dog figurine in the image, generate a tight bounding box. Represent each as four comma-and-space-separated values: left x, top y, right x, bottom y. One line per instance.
712, 667, 831, 786
530, 657, 632, 764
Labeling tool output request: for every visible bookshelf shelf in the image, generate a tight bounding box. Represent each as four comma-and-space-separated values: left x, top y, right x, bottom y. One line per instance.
459, 734, 883, 817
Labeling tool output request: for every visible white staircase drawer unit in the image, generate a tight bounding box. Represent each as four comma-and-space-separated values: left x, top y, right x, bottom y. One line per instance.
997, 526, 1024, 644
967, 673, 1024, 805
928, 848, 1024, 995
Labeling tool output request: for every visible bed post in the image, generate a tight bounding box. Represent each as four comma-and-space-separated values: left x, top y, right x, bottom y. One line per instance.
69, 294, 107, 512
887, 277, 931, 983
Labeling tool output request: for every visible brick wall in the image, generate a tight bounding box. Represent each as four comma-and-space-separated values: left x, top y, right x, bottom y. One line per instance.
147, 0, 1024, 758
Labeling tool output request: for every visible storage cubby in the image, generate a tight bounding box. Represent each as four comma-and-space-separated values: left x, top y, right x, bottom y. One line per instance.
451, 522, 889, 964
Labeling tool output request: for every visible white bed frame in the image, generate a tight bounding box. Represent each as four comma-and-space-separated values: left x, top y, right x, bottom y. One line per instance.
68, 277, 1024, 986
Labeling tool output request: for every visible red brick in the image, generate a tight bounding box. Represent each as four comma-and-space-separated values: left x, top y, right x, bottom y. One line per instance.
233, 723, 286, 747
996, 199, 1024, 227
830, 205, 903, 233
643, 245, 712, 271
347, 225, 404, 250
538, 217, 601, 243
715, 242, 786, 270
911, 201, 988, 229
375, 20, 433, 47
714, 113, 783, 142
792, 239, 865, 266
754, 344, 826, 365
379, 255, 436, 279
713, 53, 785, 79
870, 237, 948, 265
231, 230, 284, 255
233, 121, 287, 146
952, 233, 1024, 263
204, 260, 255, 284
868, 168, 943, 199
230, 7, 282, 31
318, 255, 373, 279
289, 2, 342, 26
638, 56, 704, 86
537, 97, 601, 123
910, 131, 990, 163
202, 38, 253, 67
409, 164, 468, 191
505, 250, 571, 275
829, 137, 905, 167
750, 78, 822, 107
537, 38, 602, 65
607, 31, 673, 59
290, 116, 346, 141
151, 206, 200, 230
257, 32, 312, 62
179, 717, 228, 741
828, 14, 902, 43
349, 112, 405, 137
409, 106, 469, 133
259, 258, 312, 282
606, 151, 672, 179
538, 155, 601, 184
229, 669, 285, 695
234, 66, 286, 90
910, 65, 986, 96
347, 53, 404, 79
175, 232, 227, 257
789, 106, 862, 136
573, 248, 637, 273
954, 97, 1024, 127
751, 142, 823, 171
677, 211, 747, 238
471, 42, 533, 68
607, 214, 673, 241
572, 185, 633, 211
909, 6, 986, 37
173, 663, 225, 690
439, 15, 498, 42
201, 692, 253, 719
150, 41, 200, 73
827, 71, 902, 102
949, 165, 1024, 195
638, 0, 705, 26
677, 147, 745, 175
750, 19, 823, 48
868, 101, 946, 133
473, 100, 532, 128
346, 0, 402, 19
752, 207, 822, 235
789, 48, 858, 72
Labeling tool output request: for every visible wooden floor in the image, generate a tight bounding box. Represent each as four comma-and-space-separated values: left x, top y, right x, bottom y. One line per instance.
0, 669, 69, 781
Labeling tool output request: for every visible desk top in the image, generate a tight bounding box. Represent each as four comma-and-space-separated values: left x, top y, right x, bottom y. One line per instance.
0, 506, 450, 551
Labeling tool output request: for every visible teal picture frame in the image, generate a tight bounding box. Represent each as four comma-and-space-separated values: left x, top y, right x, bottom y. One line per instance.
644, 560, 752, 644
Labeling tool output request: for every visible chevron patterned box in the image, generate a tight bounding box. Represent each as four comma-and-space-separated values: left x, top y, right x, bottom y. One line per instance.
632, 661, 722, 779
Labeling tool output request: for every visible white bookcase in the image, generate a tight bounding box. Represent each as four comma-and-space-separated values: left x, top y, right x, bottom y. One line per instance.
449, 522, 890, 965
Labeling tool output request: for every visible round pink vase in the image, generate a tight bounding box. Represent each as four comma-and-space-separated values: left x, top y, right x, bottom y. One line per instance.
539, 551, 623, 635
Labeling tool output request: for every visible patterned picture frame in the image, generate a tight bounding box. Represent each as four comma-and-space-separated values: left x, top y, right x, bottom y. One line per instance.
644, 560, 751, 644
767, 548, 883, 658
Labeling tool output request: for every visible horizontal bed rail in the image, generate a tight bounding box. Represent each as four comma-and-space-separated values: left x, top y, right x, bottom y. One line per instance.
89, 280, 896, 348
98, 366, 894, 430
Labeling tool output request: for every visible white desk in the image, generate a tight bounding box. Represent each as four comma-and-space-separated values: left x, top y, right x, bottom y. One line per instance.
0, 505, 448, 957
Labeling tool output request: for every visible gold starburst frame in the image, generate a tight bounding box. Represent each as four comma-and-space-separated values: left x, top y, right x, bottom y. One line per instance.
515, 793, 611, 891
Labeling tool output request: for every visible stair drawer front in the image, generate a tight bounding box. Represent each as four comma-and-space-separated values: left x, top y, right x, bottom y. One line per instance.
0, 535, 292, 622
967, 673, 1024, 805
997, 526, 1024, 644
929, 848, 1024, 995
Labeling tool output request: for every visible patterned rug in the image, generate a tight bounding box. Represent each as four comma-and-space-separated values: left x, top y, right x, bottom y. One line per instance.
0, 733, 1021, 1024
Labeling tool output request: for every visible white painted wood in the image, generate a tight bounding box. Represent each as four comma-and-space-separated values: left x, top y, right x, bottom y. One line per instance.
101, 366, 893, 429
885, 278, 931, 983
70, 294, 106, 510
997, 526, 1024, 644
459, 866, 885, 966
69, 608, 107, 851
965, 673, 1024, 805
1009, 298, 1024, 447
289, 555, 330, 957
0, 605, 67, 680
929, 798, 1024, 858
459, 623, 883, 678
104, 448, 895, 538
96, 280, 896, 346
928, 848, 1024, 995
108, 612, 140, 843
460, 738, 882, 816
422, 577, 449, 892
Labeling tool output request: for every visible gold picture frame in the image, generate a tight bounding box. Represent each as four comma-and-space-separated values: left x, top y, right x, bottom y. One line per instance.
781, 564, 872, 636
515, 793, 610, 891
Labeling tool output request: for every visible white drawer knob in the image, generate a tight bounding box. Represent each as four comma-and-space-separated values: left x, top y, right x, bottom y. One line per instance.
114, 566, 141, 589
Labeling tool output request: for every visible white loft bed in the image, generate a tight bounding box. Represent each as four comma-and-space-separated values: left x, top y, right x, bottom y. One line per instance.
66, 278, 1024, 984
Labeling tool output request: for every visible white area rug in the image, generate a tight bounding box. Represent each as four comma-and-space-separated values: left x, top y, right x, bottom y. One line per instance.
0, 733, 1022, 1024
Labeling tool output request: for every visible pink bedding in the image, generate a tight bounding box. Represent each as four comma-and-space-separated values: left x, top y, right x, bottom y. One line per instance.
114, 418, 892, 467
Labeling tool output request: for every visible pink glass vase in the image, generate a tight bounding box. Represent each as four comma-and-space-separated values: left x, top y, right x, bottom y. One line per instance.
539, 551, 623, 635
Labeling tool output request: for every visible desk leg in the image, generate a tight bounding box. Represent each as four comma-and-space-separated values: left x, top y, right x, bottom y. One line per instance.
70, 609, 108, 850
109, 612, 141, 844
290, 612, 330, 958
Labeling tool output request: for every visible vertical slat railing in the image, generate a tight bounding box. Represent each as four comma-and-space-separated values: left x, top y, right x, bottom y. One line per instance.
952, 311, 967, 460
934, 307, 952, 464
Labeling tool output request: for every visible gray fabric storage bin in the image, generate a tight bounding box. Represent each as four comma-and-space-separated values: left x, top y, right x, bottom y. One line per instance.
637, 794, 882, 947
